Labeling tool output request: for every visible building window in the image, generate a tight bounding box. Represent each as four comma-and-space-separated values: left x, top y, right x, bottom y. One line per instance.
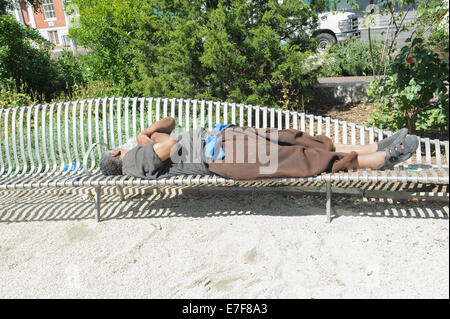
43, 0, 56, 20
48, 30, 60, 45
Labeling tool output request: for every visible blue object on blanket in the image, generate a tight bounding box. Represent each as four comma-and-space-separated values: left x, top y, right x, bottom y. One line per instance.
204, 124, 235, 160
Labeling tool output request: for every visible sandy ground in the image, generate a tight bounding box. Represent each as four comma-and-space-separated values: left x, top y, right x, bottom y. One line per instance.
0, 186, 448, 299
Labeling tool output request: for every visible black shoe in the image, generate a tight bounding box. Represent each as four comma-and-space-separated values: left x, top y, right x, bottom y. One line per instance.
380, 135, 420, 170
377, 128, 409, 152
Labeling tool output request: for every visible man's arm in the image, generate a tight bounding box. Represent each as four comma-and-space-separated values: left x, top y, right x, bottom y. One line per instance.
137, 117, 176, 147
142, 116, 176, 135
153, 137, 178, 161
135, 116, 178, 161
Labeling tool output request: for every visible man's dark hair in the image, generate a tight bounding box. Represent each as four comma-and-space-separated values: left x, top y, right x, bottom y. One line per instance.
99, 152, 123, 175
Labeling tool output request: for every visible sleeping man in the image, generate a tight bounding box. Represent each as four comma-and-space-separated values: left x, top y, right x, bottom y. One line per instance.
99, 117, 419, 180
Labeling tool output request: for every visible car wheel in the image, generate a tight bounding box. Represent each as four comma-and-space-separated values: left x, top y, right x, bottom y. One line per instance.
316, 33, 336, 52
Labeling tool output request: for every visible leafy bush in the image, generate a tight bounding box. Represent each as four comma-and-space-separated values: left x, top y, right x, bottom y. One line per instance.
69, 0, 327, 110
413, 0, 449, 57
51, 80, 129, 102
0, 0, 41, 15
0, 80, 39, 109
0, 77, 125, 108
55, 50, 86, 91
365, 38, 449, 135
0, 14, 62, 99
316, 52, 341, 77
68, 0, 143, 96
319, 39, 384, 77
141, 0, 326, 109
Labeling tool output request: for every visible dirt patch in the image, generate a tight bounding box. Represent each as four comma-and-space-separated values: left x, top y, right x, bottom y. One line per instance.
310, 103, 375, 127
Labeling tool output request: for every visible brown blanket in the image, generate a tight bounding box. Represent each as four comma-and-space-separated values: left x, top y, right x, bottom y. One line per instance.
207, 127, 358, 180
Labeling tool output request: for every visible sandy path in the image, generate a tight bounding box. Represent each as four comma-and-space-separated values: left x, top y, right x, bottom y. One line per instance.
0, 187, 448, 298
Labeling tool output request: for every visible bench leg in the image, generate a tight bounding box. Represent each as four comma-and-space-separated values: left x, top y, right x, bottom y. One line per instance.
326, 181, 332, 223
95, 186, 102, 222
116, 185, 125, 201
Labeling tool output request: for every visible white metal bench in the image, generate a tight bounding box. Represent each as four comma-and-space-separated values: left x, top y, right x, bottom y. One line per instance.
0, 97, 448, 222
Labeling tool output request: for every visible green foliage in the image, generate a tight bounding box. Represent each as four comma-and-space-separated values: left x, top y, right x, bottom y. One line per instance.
320, 39, 385, 77
51, 80, 128, 102
0, 80, 39, 109
0, 15, 91, 104
0, 0, 41, 15
365, 38, 449, 135
68, 0, 327, 108
413, 0, 449, 56
358, 0, 449, 136
55, 50, 86, 90
130, 0, 327, 110
69, 0, 144, 96
0, 14, 62, 99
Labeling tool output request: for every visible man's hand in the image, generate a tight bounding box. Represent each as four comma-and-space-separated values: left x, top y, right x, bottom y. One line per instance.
111, 150, 121, 157
137, 131, 173, 147
135, 117, 178, 160
136, 133, 152, 147
137, 117, 176, 147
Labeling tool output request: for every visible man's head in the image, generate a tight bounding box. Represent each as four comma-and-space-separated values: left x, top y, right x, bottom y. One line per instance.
99, 151, 123, 175
99, 138, 138, 176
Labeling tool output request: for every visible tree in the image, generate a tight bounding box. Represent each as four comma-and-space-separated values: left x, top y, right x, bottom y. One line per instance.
69, 0, 327, 108
0, 0, 41, 15
134, 0, 327, 109
1, 0, 84, 102
0, 13, 61, 99
69, 0, 145, 95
